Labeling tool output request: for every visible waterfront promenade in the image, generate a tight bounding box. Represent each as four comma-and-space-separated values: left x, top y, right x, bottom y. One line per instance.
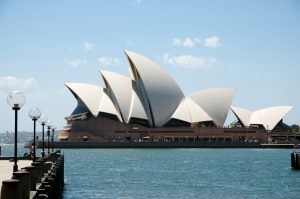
0, 160, 32, 191
0, 151, 64, 199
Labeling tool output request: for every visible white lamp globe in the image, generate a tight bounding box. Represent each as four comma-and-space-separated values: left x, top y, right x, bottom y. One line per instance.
46, 120, 52, 128
39, 115, 48, 125
7, 91, 26, 109
29, 107, 41, 120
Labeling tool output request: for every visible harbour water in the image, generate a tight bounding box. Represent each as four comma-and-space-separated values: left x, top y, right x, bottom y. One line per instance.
1, 145, 300, 198
63, 148, 300, 199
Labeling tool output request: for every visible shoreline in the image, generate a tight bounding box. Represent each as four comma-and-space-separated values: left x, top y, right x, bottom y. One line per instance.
33, 141, 298, 149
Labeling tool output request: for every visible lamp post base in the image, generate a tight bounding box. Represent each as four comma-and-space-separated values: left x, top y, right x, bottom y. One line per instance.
41, 150, 45, 158
13, 164, 18, 172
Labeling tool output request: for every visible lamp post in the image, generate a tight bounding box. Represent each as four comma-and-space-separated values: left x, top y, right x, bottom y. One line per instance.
28, 107, 41, 162
51, 125, 56, 152
7, 91, 26, 172
46, 121, 51, 155
39, 115, 48, 158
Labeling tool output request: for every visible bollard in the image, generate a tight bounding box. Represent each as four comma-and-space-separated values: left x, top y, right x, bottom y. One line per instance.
23, 165, 38, 191
55, 162, 63, 195
44, 161, 53, 174
295, 153, 299, 170
12, 170, 31, 199
40, 181, 52, 199
36, 159, 47, 177
1, 150, 64, 199
291, 152, 300, 170
49, 173, 58, 198
1, 179, 21, 199
44, 184, 53, 199
32, 162, 43, 183
36, 188, 46, 197
37, 194, 48, 199
46, 177, 55, 198
291, 152, 295, 168
61, 155, 65, 192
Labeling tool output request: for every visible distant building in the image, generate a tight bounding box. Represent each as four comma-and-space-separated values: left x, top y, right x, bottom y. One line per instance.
59, 51, 294, 143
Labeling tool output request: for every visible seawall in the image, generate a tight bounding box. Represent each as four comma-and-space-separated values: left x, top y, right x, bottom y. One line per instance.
0, 150, 64, 199
39, 141, 297, 149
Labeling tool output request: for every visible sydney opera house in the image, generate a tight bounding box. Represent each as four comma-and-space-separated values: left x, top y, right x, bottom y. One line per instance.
59, 50, 296, 144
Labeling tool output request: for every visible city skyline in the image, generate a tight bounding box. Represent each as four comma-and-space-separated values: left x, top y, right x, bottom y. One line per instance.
0, 0, 299, 132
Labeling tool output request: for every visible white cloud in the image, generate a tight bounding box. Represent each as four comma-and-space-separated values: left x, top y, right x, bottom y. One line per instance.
171, 36, 221, 48
163, 53, 216, 69
0, 76, 38, 91
171, 37, 200, 48
98, 57, 120, 67
182, 38, 195, 47
64, 58, 87, 68
204, 36, 221, 48
172, 38, 182, 46
83, 42, 94, 50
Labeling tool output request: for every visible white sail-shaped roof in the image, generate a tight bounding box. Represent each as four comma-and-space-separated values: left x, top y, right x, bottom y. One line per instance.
230, 106, 252, 126
188, 98, 213, 123
65, 51, 293, 131
190, 88, 236, 127
172, 97, 213, 123
231, 106, 293, 130
65, 83, 102, 116
128, 89, 148, 121
98, 91, 122, 121
251, 106, 293, 130
248, 112, 262, 126
65, 82, 121, 120
100, 70, 133, 123
125, 50, 184, 127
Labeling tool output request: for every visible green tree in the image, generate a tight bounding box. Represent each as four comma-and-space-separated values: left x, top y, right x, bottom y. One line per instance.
291, 124, 300, 132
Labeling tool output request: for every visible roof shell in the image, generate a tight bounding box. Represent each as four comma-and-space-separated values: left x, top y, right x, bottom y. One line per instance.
100, 70, 133, 123
231, 106, 293, 130
128, 88, 148, 121
172, 97, 213, 123
65, 82, 121, 120
190, 88, 236, 127
65, 83, 102, 116
98, 91, 122, 121
125, 50, 184, 127
230, 106, 252, 126
251, 106, 293, 130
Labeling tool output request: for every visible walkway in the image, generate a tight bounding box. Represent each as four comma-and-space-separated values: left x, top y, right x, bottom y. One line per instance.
0, 160, 32, 191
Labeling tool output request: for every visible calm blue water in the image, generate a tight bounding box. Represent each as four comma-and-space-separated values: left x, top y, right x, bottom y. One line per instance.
0, 144, 43, 157
1, 145, 300, 198
62, 148, 300, 199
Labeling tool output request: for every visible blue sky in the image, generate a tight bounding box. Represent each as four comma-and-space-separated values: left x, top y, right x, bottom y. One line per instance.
0, 0, 299, 132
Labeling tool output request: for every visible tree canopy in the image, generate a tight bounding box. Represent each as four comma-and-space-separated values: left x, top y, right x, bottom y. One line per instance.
291, 124, 300, 132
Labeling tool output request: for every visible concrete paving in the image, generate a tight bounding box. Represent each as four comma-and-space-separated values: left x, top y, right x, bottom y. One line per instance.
0, 160, 32, 191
